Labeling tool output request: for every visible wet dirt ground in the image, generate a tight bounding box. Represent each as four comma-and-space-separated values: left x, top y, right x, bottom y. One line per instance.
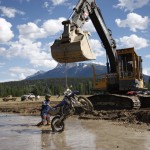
1, 114, 150, 150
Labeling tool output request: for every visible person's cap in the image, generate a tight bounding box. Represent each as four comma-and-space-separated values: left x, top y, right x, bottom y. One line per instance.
45, 94, 51, 98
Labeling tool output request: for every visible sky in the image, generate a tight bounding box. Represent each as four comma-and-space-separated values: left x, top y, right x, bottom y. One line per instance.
0, 0, 150, 82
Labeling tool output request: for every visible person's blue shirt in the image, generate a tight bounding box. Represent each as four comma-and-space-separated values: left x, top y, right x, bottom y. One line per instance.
41, 99, 51, 114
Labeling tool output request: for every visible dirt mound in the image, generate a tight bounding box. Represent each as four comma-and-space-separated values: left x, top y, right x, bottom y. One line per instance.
79, 109, 150, 125
135, 110, 150, 123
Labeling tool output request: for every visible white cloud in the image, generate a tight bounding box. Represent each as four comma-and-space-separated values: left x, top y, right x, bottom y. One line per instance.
90, 39, 105, 57
83, 20, 96, 33
0, 17, 63, 69
0, 78, 18, 83
10, 73, 17, 77
0, 47, 6, 54
114, 0, 150, 11
17, 17, 66, 41
19, 73, 26, 80
118, 34, 149, 50
68, 4, 75, 10
43, 1, 55, 14
115, 13, 150, 32
0, 16, 66, 70
17, 22, 47, 41
51, 0, 67, 6
30, 59, 57, 68
0, 18, 14, 43
9, 67, 38, 80
143, 68, 150, 76
2, 39, 57, 69
91, 61, 105, 66
145, 55, 150, 59
34, 19, 42, 24
43, 1, 49, 8
43, 0, 71, 14
0, 6, 25, 18
42, 17, 66, 35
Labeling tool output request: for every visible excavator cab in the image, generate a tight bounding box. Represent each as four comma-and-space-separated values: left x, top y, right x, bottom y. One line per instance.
92, 47, 144, 92
117, 47, 144, 91
51, 20, 96, 63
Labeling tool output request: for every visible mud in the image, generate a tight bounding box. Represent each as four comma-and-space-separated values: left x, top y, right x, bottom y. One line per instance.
80, 109, 150, 125
1, 100, 150, 149
1, 100, 150, 125
0, 114, 150, 150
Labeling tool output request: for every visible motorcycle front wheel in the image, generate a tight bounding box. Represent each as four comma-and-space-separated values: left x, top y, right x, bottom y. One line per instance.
78, 96, 94, 113
51, 116, 65, 132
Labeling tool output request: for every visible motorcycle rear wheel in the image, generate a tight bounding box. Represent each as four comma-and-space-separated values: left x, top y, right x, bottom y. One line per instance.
51, 116, 65, 132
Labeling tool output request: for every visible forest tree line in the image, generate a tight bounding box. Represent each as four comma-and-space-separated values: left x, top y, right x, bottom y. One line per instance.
0, 77, 150, 97
0, 78, 93, 97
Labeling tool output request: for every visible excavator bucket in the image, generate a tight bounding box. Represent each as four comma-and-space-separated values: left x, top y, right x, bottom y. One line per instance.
51, 31, 96, 63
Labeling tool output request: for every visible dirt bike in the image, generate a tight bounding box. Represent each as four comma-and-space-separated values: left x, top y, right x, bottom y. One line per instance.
49, 88, 93, 132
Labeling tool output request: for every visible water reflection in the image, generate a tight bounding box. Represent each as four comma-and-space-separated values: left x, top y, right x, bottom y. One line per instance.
0, 114, 97, 150
65, 118, 96, 149
41, 129, 71, 150
0, 114, 41, 150
40, 118, 97, 150
0, 114, 149, 150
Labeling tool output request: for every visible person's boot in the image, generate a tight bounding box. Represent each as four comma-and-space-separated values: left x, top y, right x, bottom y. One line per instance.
37, 121, 43, 127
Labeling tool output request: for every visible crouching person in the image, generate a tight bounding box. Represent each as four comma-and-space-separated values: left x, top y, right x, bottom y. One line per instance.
37, 94, 51, 126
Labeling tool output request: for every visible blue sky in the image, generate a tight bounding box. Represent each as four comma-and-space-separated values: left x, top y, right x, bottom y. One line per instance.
0, 0, 150, 82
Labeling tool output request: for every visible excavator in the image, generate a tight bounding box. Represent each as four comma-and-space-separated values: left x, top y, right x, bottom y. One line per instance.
51, 0, 150, 109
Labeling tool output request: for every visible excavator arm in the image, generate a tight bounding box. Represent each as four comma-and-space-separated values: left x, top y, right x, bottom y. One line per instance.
51, 0, 117, 73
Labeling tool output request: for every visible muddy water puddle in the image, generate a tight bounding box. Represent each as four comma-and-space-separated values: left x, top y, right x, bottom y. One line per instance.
0, 114, 150, 150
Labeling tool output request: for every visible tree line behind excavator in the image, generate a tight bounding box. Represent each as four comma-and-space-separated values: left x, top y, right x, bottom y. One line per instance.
51, 0, 149, 109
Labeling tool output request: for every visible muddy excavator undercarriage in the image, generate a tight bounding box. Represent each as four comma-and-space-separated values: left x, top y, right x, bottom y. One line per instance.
51, 0, 150, 110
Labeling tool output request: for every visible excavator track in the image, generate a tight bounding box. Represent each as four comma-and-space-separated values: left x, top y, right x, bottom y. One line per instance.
87, 94, 146, 110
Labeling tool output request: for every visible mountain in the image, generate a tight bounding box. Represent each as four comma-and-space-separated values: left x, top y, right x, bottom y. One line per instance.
144, 74, 150, 83
25, 63, 107, 80
26, 70, 46, 79
25, 62, 150, 82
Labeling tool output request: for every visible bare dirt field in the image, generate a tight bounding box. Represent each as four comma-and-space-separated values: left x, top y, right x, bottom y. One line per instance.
0, 96, 62, 115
